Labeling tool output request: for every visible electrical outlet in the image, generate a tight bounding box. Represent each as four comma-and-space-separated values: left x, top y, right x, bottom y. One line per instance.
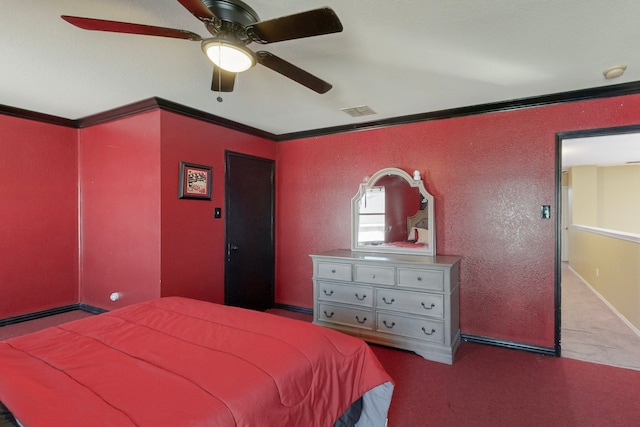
596, 268, 599, 278
214, 207, 221, 219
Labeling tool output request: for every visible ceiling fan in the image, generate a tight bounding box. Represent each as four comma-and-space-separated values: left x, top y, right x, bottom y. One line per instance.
61, 0, 343, 95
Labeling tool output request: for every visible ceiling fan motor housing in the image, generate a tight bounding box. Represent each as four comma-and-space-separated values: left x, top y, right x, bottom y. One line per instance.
202, 0, 259, 27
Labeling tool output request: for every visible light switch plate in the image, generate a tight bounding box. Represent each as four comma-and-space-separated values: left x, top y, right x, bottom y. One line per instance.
541, 205, 551, 219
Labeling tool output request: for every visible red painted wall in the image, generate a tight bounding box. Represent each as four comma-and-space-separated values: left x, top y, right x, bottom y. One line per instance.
77, 110, 274, 311
78, 112, 162, 310
0, 115, 78, 317
159, 111, 275, 303
5, 92, 640, 349
276, 93, 640, 348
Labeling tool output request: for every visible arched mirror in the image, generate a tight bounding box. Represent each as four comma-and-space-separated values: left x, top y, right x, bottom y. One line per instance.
351, 167, 435, 256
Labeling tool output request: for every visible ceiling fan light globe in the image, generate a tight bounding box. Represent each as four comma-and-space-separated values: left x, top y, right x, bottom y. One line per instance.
202, 40, 255, 73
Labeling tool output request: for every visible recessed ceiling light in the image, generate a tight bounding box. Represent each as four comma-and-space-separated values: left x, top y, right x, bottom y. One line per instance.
603, 65, 627, 79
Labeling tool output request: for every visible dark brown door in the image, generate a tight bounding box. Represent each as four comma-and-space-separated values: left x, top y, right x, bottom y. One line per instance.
224, 151, 275, 311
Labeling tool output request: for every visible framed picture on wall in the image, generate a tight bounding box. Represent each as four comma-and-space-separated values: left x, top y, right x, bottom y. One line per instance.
178, 162, 212, 200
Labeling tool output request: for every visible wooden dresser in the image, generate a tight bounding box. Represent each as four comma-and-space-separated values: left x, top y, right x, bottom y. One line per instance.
310, 249, 461, 364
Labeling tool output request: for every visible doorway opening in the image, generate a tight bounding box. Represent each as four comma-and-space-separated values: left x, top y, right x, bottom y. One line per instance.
556, 125, 640, 370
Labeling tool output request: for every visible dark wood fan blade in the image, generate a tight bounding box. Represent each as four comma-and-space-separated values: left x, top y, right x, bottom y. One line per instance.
212, 66, 236, 92
256, 51, 332, 94
61, 16, 201, 40
247, 8, 343, 44
176, 0, 216, 21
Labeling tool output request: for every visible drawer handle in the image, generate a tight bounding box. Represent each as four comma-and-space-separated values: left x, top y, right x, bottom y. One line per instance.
324, 310, 334, 318
421, 302, 435, 310
382, 297, 395, 304
355, 293, 367, 301
383, 320, 395, 329
331, 269, 336, 273
323, 289, 334, 296
417, 276, 423, 281
355, 316, 367, 324
422, 327, 436, 336
371, 274, 376, 279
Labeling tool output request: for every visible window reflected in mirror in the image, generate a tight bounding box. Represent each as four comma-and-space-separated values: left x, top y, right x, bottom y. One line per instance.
352, 168, 435, 256
358, 187, 386, 244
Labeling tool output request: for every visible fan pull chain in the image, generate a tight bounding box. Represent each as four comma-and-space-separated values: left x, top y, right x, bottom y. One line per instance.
217, 43, 223, 102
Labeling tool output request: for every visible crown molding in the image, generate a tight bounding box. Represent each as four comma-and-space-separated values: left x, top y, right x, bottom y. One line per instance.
276, 80, 640, 141
4, 80, 640, 141
0, 103, 76, 127
77, 97, 276, 140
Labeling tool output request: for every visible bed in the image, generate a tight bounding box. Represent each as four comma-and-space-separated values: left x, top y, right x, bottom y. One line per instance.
0, 297, 393, 427
366, 209, 430, 249
405, 209, 429, 247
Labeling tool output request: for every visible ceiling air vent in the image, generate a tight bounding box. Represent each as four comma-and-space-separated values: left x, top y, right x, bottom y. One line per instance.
341, 105, 377, 117
626, 160, 640, 164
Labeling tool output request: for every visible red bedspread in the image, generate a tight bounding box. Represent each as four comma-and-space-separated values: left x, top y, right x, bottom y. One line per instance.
0, 297, 392, 426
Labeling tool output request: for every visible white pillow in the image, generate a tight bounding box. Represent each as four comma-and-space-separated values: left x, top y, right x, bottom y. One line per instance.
415, 227, 429, 244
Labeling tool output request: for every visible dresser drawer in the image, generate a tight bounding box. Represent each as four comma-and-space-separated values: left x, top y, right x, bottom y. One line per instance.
397, 268, 444, 291
376, 289, 444, 318
317, 282, 373, 307
354, 265, 395, 286
318, 303, 374, 330
376, 312, 444, 343
317, 262, 353, 281
311, 251, 461, 364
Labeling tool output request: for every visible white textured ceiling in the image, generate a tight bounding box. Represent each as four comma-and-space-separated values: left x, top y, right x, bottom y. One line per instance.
2, 0, 640, 136
563, 132, 640, 170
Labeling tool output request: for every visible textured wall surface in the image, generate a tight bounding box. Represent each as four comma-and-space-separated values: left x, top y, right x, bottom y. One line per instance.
5, 92, 640, 347
79, 110, 276, 310
159, 111, 276, 304
276, 93, 640, 348
0, 115, 78, 317
79, 112, 162, 309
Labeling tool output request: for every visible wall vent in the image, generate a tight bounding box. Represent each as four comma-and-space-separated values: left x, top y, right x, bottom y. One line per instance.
341, 105, 377, 117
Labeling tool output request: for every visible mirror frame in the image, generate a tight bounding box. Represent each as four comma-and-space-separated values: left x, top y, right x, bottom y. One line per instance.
351, 167, 435, 256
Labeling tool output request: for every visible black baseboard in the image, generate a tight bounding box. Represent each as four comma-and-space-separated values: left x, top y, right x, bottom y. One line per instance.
270, 306, 557, 357
273, 303, 313, 316
78, 303, 108, 315
0, 303, 106, 327
461, 334, 556, 357
2, 304, 556, 359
